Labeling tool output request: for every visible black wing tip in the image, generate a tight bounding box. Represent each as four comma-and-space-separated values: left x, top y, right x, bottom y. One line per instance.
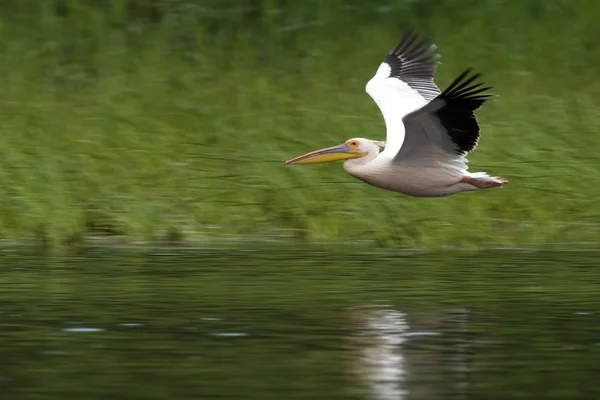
443, 68, 493, 100
378, 27, 442, 101
434, 68, 494, 154
388, 28, 440, 63
382, 28, 440, 86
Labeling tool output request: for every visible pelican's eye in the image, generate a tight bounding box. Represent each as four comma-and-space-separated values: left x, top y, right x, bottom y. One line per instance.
347, 140, 359, 149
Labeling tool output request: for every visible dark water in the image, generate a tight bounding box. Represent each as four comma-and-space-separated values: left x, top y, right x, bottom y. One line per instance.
1, 247, 599, 400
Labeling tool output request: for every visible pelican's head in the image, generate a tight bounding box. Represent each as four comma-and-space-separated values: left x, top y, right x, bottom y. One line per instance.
284, 138, 383, 166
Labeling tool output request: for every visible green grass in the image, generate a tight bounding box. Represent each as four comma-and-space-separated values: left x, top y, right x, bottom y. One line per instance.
1, 0, 599, 248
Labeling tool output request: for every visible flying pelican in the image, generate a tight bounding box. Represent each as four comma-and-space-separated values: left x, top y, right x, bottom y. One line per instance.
284, 29, 508, 197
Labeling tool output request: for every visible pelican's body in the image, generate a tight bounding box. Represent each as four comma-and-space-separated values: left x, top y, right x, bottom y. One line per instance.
285, 29, 508, 197
343, 146, 479, 197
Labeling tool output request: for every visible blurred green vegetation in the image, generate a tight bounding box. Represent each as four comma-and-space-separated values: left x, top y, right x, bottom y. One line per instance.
0, 0, 599, 248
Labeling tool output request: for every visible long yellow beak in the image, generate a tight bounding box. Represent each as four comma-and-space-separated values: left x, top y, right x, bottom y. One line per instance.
284, 143, 365, 165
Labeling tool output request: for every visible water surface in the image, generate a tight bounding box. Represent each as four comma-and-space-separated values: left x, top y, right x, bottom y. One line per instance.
1, 247, 599, 399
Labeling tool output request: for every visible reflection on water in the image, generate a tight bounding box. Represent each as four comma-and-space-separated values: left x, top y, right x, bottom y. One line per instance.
1, 248, 600, 400
355, 307, 408, 400
352, 306, 471, 400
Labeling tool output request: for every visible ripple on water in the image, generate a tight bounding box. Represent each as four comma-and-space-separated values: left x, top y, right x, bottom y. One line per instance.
63, 328, 104, 333
209, 332, 248, 337
403, 332, 441, 338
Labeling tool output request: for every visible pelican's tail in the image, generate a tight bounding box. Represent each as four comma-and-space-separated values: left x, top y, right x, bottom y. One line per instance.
460, 172, 508, 189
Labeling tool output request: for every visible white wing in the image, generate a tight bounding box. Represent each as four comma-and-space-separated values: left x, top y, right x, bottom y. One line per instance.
397, 69, 492, 170
365, 29, 441, 156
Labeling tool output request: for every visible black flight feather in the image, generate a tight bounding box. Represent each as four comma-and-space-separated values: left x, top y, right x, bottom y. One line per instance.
432, 68, 492, 154
383, 29, 441, 101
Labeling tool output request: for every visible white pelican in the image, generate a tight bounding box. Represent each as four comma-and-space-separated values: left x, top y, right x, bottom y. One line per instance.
284, 29, 508, 197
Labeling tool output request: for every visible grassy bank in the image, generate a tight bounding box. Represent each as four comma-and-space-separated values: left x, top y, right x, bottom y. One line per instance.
0, 1, 599, 248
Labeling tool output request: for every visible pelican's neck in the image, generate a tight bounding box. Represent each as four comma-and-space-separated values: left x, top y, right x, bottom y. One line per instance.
343, 150, 380, 176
